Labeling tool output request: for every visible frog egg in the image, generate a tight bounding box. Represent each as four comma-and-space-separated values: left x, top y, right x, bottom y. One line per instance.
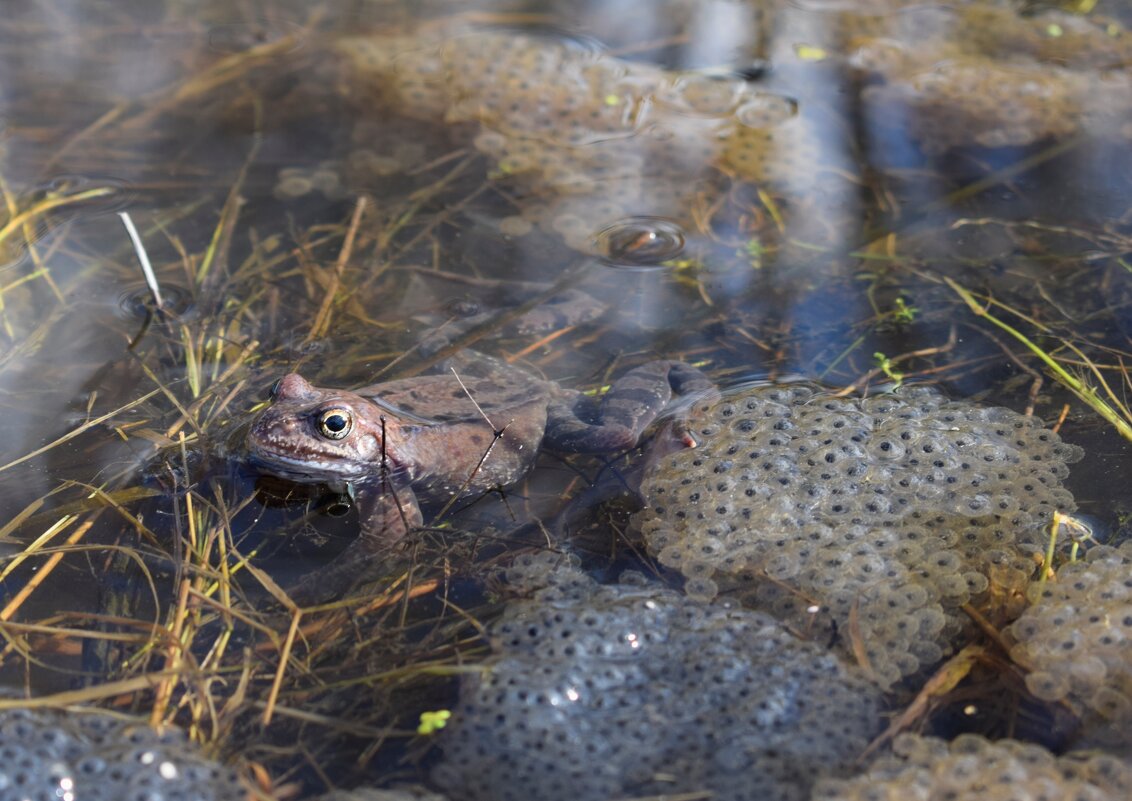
542, 166, 596, 195
765, 552, 801, 580
472, 130, 509, 156
656, 543, 688, 569
498, 216, 533, 237
1090, 687, 1132, 722
273, 169, 313, 199
309, 168, 343, 198
683, 576, 718, 601
550, 213, 590, 239
734, 93, 799, 130
1069, 655, 1110, 686
665, 74, 747, 116
961, 571, 990, 595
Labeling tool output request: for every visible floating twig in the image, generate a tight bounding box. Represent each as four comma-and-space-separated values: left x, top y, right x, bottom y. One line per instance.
118, 211, 163, 310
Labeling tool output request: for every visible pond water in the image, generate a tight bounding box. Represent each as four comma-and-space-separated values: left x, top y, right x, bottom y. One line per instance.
1, 0, 1132, 798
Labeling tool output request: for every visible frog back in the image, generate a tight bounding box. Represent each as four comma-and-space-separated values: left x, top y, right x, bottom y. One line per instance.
357, 373, 548, 424
360, 372, 551, 497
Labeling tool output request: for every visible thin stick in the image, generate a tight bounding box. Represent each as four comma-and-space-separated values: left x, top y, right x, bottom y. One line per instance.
118, 211, 163, 309
449, 367, 496, 430
430, 368, 510, 524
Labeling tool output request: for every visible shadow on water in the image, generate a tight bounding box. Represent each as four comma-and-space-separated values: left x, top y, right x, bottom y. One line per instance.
1, 0, 1132, 798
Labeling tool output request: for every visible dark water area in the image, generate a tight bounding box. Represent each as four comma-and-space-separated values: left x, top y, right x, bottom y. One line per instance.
1, 0, 1132, 799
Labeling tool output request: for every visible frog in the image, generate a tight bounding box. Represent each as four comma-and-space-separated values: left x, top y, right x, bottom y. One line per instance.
246, 350, 713, 603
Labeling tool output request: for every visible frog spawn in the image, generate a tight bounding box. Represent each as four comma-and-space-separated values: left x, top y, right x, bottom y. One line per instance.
636, 383, 1083, 687
840, 3, 1132, 154
1009, 541, 1132, 752
855, 49, 1131, 155
813, 733, 1132, 801
431, 553, 883, 801
317, 789, 447, 801
0, 707, 245, 801
337, 27, 825, 252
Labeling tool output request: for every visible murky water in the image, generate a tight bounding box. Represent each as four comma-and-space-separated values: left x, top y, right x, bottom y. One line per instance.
1, 0, 1132, 797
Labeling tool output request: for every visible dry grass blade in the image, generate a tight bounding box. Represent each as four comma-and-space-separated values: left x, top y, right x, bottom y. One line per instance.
0, 675, 181, 709
858, 645, 985, 763
305, 196, 368, 344
0, 521, 93, 621
0, 185, 118, 250
263, 610, 303, 727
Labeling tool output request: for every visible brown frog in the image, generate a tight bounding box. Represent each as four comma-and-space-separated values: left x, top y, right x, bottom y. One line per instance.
246, 351, 712, 602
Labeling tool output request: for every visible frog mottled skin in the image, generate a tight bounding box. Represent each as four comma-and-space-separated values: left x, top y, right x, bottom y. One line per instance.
247, 355, 712, 601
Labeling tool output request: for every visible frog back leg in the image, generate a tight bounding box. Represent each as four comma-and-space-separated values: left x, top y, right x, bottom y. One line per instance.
544, 361, 715, 454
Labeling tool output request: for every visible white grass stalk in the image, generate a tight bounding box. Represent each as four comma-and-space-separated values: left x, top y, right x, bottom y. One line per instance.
118, 211, 163, 310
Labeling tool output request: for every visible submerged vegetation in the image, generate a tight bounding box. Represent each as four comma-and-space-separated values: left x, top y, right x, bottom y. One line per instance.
0, 0, 1130, 798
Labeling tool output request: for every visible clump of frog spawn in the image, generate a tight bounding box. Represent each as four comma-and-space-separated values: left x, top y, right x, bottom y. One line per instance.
320, 4, 1132, 255
1009, 540, 1132, 753
0, 707, 245, 801
334, 23, 827, 252
845, 2, 1132, 154
431, 553, 883, 801
813, 732, 1132, 801
636, 382, 1083, 687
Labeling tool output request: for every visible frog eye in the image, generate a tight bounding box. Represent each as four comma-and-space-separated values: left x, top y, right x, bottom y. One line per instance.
316, 408, 353, 440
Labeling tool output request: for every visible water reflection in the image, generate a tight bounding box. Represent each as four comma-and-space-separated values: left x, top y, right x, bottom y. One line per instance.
337, 19, 850, 255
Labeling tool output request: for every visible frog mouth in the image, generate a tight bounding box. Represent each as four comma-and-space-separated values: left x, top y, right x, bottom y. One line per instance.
246, 445, 408, 484
246, 448, 355, 480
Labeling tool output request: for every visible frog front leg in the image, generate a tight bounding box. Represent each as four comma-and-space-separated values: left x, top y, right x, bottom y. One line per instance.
289, 478, 423, 606
544, 361, 716, 453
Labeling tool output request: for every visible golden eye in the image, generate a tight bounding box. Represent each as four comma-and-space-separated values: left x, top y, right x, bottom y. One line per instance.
317, 408, 353, 440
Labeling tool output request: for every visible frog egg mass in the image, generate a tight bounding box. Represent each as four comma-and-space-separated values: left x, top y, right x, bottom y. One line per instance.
0, 707, 246, 801
1009, 541, 1132, 751
336, 26, 822, 251
432, 555, 883, 801
317, 789, 448, 801
813, 733, 1132, 801
328, 7, 1132, 253
636, 383, 1084, 687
